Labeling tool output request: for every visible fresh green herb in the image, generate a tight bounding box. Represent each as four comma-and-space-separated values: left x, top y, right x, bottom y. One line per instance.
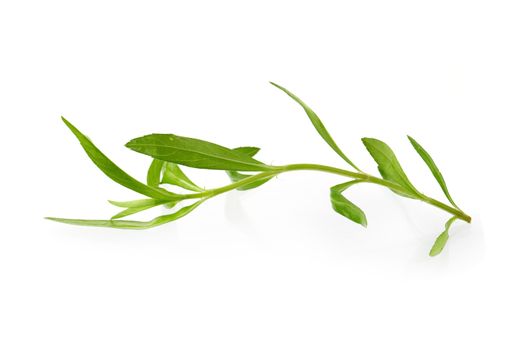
330, 180, 367, 227
47, 83, 472, 256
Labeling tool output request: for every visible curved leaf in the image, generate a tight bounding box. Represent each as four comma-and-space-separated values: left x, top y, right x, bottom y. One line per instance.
161, 162, 204, 192
429, 216, 458, 256
408, 136, 459, 209
108, 198, 170, 208
62, 117, 177, 201
330, 180, 367, 227
111, 203, 160, 220
270, 82, 360, 171
126, 134, 271, 171
46, 200, 205, 230
108, 198, 177, 219
147, 159, 165, 187
362, 138, 421, 199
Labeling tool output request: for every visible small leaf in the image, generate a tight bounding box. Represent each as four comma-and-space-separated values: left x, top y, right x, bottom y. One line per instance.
61, 117, 178, 201
429, 217, 458, 256
147, 159, 164, 187
330, 180, 367, 227
126, 134, 271, 171
408, 136, 459, 209
225, 146, 272, 190
46, 200, 205, 230
232, 146, 260, 158
362, 138, 421, 198
161, 163, 204, 192
270, 82, 360, 171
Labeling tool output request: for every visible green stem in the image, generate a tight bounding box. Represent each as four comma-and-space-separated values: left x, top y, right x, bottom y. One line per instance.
179, 163, 471, 223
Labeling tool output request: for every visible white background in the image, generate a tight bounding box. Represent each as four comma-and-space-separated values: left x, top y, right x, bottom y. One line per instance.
1, 1, 524, 349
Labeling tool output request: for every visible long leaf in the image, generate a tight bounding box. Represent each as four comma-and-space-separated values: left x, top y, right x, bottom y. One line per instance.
362, 138, 421, 198
147, 159, 165, 187
408, 136, 459, 209
330, 180, 367, 227
429, 216, 458, 256
161, 162, 204, 192
126, 134, 271, 171
62, 117, 177, 200
270, 82, 360, 171
46, 200, 205, 230
111, 203, 160, 220
108, 198, 171, 208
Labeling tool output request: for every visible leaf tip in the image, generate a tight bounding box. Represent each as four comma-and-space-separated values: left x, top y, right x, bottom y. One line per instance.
124, 139, 136, 149
269, 81, 285, 91
429, 248, 442, 257
61, 116, 72, 128
61, 117, 82, 136
361, 137, 374, 149
407, 135, 418, 146
45, 217, 62, 223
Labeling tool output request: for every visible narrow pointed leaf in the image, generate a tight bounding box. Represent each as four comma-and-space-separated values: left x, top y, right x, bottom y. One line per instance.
429, 216, 458, 256
330, 180, 367, 227
362, 138, 421, 198
270, 82, 360, 171
126, 134, 271, 171
109, 198, 176, 219
147, 159, 164, 187
46, 200, 205, 230
108, 198, 171, 208
61, 117, 177, 200
408, 136, 459, 209
111, 203, 160, 220
161, 163, 204, 192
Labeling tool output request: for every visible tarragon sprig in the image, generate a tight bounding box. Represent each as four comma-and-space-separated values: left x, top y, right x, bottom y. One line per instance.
47, 82, 471, 256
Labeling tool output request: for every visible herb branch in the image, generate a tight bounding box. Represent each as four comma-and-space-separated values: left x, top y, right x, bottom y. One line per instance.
47, 82, 471, 256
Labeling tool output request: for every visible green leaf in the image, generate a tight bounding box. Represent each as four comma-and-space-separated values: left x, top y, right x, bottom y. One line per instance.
61, 117, 178, 201
161, 162, 204, 192
108, 198, 170, 208
330, 180, 367, 227
408, 136, 459, 209
46, 199, 205, 230
225, 146, 272, 190
111, 203, 160, 220
147, 159, 165, 187
232, 146, 260, 158
270, 82, 360, 171
361, 138, 421, 198
429, 216, 458, 256
126, 134, 271, 171
109, 198, 176, 219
